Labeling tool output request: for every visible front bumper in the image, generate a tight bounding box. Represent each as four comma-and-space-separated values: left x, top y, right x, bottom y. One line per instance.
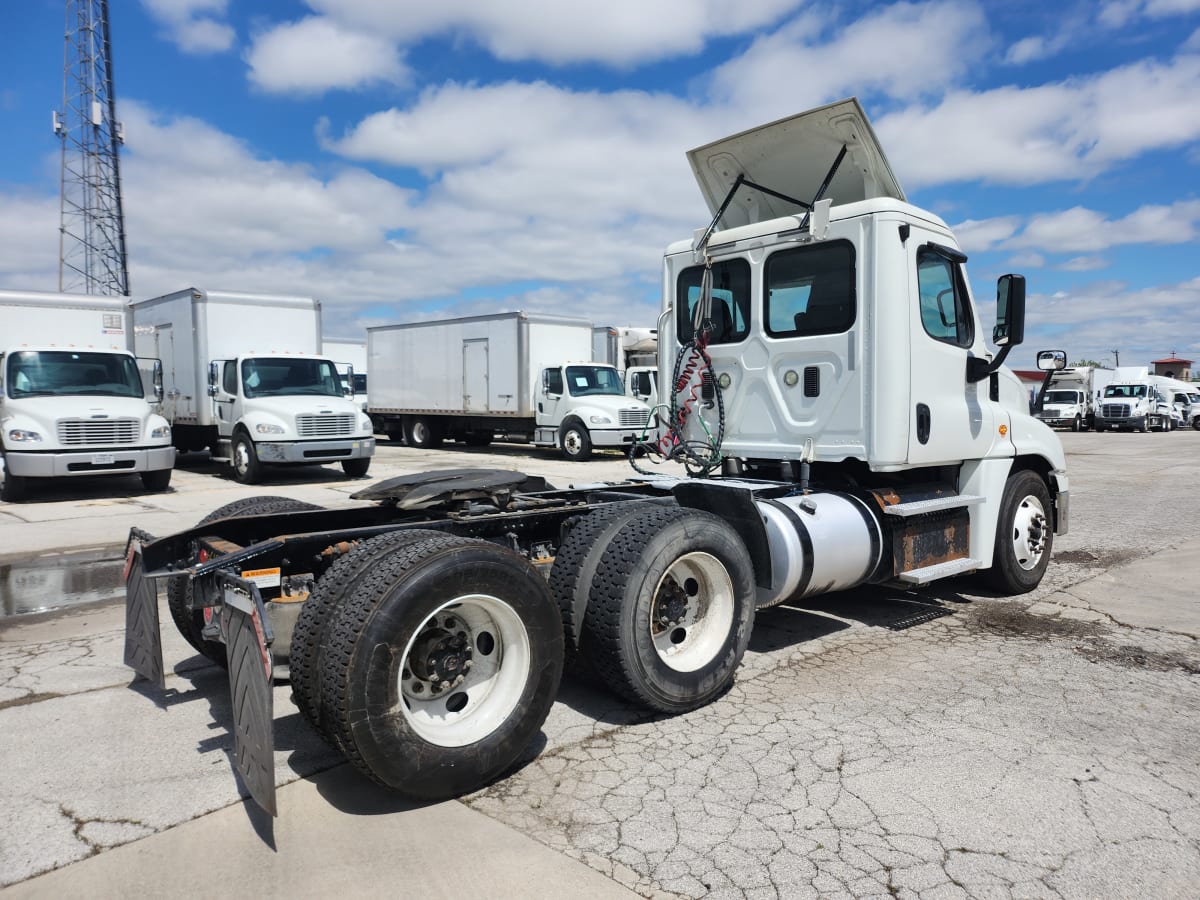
1095, 416, 1145, 430
254, 436, 375, 463
589, 428, 642, 448
5, 445, 175, 478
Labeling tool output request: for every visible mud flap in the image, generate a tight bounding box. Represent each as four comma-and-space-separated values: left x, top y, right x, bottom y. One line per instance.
123, 529, 164, 689
217, 571, 278, 817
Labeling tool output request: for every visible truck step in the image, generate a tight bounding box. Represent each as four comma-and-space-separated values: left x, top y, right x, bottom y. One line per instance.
898, 557, 982, 585
885, 604, 954, 631
882, 494, 984, 517
209, 456, 231, 463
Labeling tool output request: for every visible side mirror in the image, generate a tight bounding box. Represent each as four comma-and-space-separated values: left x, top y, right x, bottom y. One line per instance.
993, 275, 1026, 346
153, 359, 164, 402
207, 361, 220, 397
1037, 350, 1066, 371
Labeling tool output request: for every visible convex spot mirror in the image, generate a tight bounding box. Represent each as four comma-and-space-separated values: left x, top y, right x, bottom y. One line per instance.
1037, 350, 1067, 371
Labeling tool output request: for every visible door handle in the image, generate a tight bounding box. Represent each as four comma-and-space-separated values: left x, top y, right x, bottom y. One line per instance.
916, 404, 931, 444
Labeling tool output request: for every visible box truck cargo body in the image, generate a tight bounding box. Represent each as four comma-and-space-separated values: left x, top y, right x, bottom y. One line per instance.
323, 337, 368, 413
131, 289, 373, 483
1035, 365, 1113, 431
368, 311, 652, 460
0, 290, 174, 502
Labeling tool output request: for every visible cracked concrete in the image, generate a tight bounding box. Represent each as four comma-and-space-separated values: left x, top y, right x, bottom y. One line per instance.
1, 433, 1199, 897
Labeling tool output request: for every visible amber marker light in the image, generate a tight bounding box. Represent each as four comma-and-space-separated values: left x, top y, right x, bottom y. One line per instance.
999, 424, 1008, 435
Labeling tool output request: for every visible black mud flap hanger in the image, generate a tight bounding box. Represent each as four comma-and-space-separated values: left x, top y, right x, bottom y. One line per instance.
215, 569, 278, 817
123, 527, 164, 689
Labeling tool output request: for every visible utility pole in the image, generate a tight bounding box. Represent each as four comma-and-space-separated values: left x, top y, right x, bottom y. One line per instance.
54, 0, 129, 296
1110, 349, 1120, 367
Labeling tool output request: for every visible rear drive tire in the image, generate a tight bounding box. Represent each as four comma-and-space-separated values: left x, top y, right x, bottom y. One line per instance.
581, 507, 756, 713
231, 432, 263, 483
290, 529, 454, 741
319, 536, 563, 799
341, 458, 370, 477
140, 468, 172, 492
464, 431, 494, 447
166, 496, 324, 667
984, 469, 1053, 595
405, 417, 443, 449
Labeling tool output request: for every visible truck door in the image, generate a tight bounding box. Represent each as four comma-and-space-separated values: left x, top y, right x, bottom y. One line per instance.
906, 236, 995, 465
213, 360, 238, 438
537, 367, 565, 427
463, 339, 489, 412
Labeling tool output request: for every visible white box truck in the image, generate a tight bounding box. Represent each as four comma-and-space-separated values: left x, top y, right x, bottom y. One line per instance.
369, 311, 652, 460
123, 98, 1068, 815
130, 289, 374, 483
323, 337, 369, 414
0, 289, 175, 502
1035, 365, 1113, 431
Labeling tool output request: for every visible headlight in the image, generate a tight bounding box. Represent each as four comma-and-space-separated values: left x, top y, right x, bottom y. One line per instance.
255, 423, 285, 435
589, 415, 612, 425
151, 425, 171, 439
7, 429, 42, 442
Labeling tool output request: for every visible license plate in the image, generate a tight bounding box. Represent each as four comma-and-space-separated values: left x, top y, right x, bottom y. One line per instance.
92, 453, 115, 465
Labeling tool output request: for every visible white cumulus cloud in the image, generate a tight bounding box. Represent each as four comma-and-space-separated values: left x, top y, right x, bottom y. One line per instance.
246, 17, 410, 95
140, 0, 234, 54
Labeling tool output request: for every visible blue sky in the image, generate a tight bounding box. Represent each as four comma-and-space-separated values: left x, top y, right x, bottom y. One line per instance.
1, 0, 1198, 370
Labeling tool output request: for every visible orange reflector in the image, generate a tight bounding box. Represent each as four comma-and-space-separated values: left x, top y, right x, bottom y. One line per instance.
999, 424, 1008, 435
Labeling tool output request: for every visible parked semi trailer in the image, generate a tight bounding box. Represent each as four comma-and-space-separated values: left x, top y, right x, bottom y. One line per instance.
368, 311, 652, 461
0, 290, 174, 502
131, 289, 374, 482
123, 98, 1068, 815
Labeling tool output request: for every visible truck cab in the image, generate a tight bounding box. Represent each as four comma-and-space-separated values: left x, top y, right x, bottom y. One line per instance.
535, 362, 652, 460
207, 354, 374, 482
1037, 387, 1089, 431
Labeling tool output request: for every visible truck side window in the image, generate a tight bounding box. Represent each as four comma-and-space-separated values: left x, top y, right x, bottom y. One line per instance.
543, 368, 563, 395
765, 240, 856, 337
916, 249, 974, 347
222, 361, 238, 394
677, 258, 750, 345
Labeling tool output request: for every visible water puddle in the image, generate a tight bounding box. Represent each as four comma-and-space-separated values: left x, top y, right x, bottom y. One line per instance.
0, 548, 125, 618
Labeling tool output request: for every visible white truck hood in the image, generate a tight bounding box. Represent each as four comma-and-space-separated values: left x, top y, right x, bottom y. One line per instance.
687, 97, 905, 230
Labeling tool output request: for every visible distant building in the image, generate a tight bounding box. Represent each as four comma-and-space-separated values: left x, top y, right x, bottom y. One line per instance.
1151, 356, 1193, 381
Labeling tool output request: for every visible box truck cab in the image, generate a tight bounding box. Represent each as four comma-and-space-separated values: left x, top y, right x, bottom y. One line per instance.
0, 290, 175, 503
132, 289, 373, 484
1035, 366, 1113, 431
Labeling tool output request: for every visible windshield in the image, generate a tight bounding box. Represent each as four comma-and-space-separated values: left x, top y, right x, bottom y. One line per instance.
1104, 384, 1146, 399
1043, 390, 1081, 404
5, 350, 144, 399
242, 357, 342, 399
565, 365, 625, 397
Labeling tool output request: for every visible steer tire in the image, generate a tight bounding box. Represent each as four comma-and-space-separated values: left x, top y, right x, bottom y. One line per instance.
319, 536, 563, 800
983, 469, 1053, 595
231, 432, 263, 484
558, 419, 592, 462
581, 506, 756, 714
1, 470, 28, 503
290, 528, 455, 742
166, 496, 324, 667
140, 468, 172, 492
341, 458, 371, 478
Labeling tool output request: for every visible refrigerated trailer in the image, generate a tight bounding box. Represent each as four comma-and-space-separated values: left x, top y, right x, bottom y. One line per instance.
0, 290, 174, 502
131, 289, 374, 483
122, 98, 1067, 816
368, 311, 652, 460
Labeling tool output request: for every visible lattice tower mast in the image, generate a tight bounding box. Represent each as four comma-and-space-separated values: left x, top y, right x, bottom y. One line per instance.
54, 0, 129, 295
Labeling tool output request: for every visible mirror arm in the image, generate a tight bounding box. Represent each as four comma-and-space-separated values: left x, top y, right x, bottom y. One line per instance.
1032, 368, 1055, 413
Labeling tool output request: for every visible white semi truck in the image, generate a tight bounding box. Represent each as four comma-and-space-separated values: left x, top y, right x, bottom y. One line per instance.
0, 290, 175, 502
1035, 365, 1113, 431
368, 311, 652, 460
1094, 366, 1176, 432
130, 289, 374, 483
122, 98, 1068, 815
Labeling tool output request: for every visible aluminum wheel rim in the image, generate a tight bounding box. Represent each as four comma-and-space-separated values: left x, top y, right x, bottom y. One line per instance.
1011, 494, 1048, 571
233, 442, 251, 476
648, 551, 735, 672
398, 594, 530, 747
563, 430, 584, 455
412, 421, 429, 444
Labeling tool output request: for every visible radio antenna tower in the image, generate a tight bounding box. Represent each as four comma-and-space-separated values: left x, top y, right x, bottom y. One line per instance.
54, 0, 130, 296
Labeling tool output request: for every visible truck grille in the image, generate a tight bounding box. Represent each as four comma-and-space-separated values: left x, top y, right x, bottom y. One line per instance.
1101, 403, 1130, 418
57, 418, 139, 445
296, 413, 355, 437
619, 408, 650, 428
